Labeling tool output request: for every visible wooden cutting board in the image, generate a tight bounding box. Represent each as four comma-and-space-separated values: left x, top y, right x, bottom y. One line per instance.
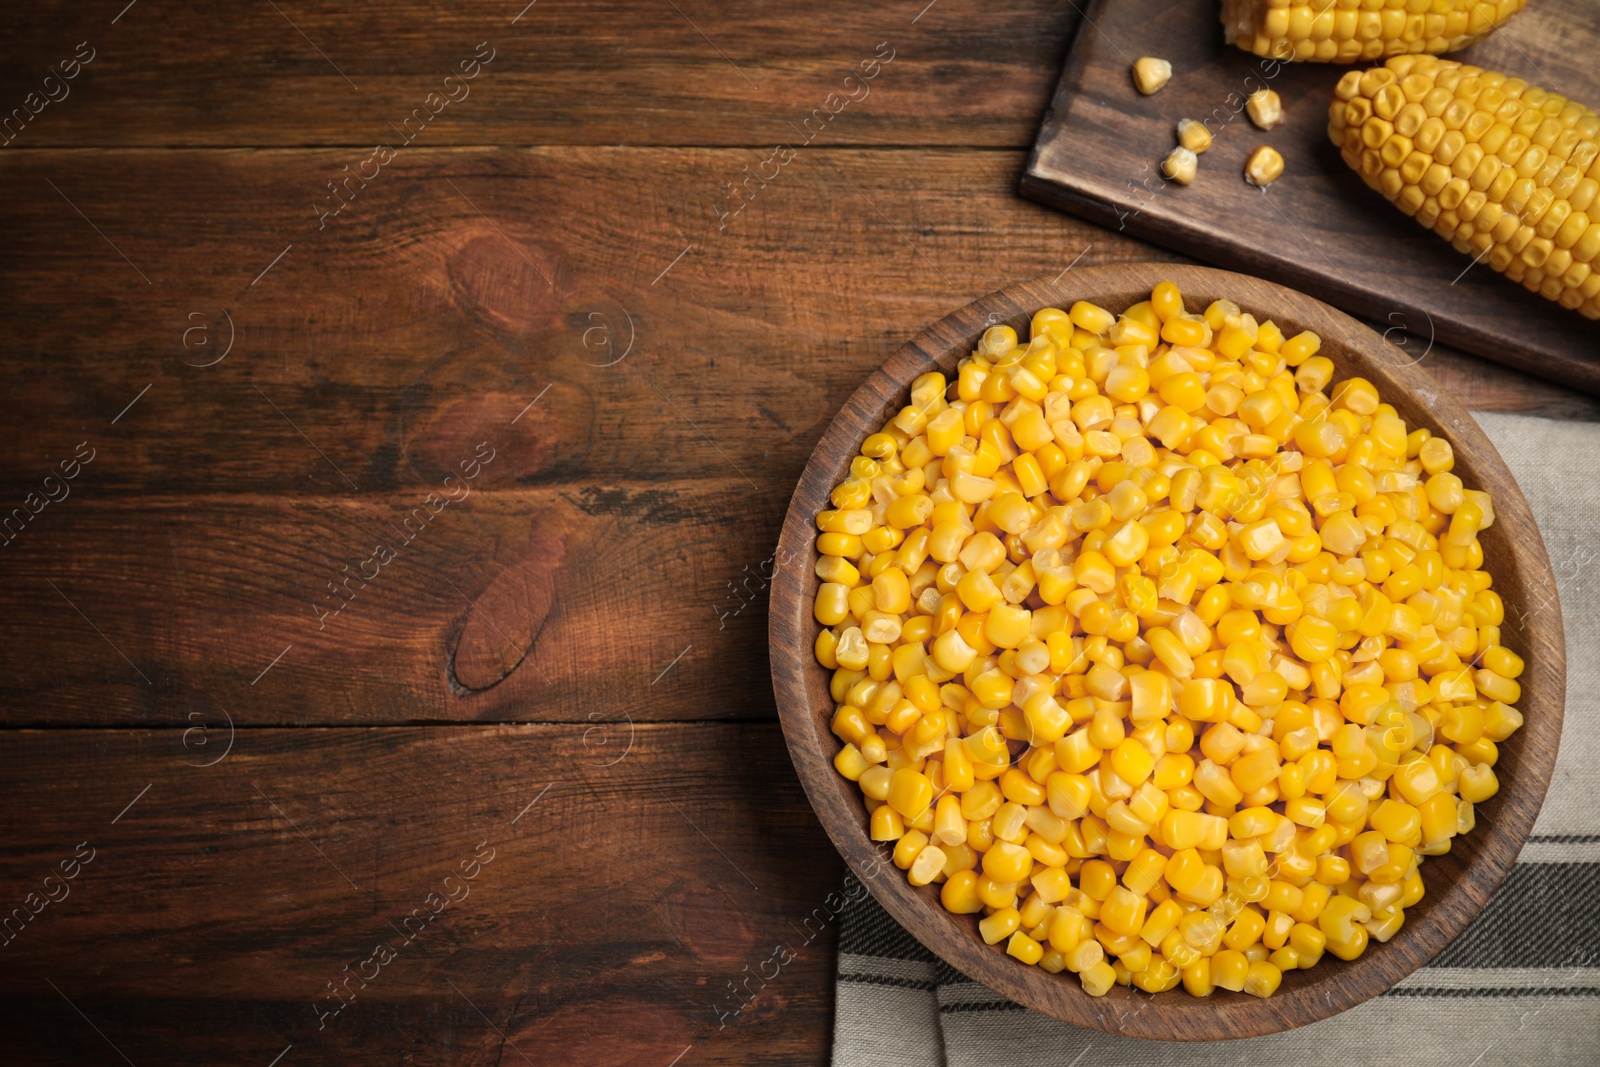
1023, 0, 1599, 393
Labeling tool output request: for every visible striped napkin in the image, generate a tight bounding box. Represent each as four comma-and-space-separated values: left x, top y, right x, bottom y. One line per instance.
832, 411, 1600, 1067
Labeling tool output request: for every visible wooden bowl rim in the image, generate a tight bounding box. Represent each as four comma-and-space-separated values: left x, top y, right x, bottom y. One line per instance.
769, 264, 1566, 1041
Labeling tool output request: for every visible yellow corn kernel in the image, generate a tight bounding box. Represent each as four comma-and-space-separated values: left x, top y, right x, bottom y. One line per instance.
1080, 959, 1118, 997
979, 907, 1022, 945
940, 870, 983, 913
1231, 747, 1282, 794
1279, 794, 1324, 829
1482, 645, 1524, 679
1222, 907, 1267, 956
888, 768, 934, 820
908, 844, 947, 886
1137, 898, 1182, 947
1245, 146, 1285, 188
814, 583, 851, 626
893, 830, 931, 871
1315, 853, 1351, 886
1400, 870, 1425, 908
1007, 930, 1045, 965
1293, 882, 1332, 924
870, 804, 905, 841
1194, 758, 1245, 807
1132, 56, 1173, 95
1317, 894, 1370, 951
982, 840, 1035, 884
1155, 809, 1203, 851
1474, 668, 1520, 705
1164, 848, 1209, 896
841, 735, 884, 778
1060, 935, 1103, 977
974, 873, 1016, 910
1478, 701, 1521, 743
1116, 847, 1163, 897
932, 794, 967, 847
1208, 949, 1246, 992
1287, 615, 1338, 663
1364, 906, 1405, 943
1102, 886, 1149, 937
1241, 958, 1281, 998
1181, 910, 1226, 956
1110, 737, 1157, 787
1178, 118, 1214, 154
1246, 88, 1283, 130
1326, 923, 1369, 960
1459, 763, 1498, 803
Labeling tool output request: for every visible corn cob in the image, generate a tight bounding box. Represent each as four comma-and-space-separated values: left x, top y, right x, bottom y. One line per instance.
1221, 0, 1527, 63
1329, 55, 1600, 319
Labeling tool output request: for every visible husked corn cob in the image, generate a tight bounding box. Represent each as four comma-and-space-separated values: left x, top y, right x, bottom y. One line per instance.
1329, 55, 1600, 319
1221, 0, 1528, 64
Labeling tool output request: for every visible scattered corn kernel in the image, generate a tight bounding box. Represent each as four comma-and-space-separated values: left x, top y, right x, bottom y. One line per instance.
1162, 146, 1199, 186
1177, 118, 1213, 154
1245, 145, 1285, 188
1245, 89, 1282, 130
1133, 57, 1173, 95
819, 281, 1522, 999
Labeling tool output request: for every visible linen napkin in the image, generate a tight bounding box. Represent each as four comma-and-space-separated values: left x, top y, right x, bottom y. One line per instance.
833, 411, 1600, 1067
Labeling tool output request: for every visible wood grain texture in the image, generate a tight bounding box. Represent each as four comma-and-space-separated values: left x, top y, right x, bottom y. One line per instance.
0, 0, 1074, 148
0, 724, 843, 1066
1412, 340, 1600, 422
770, 264, 1565, 1040
0, 147, 1583, 715
0, 148, 1581, 511
1022, 0, 1600, 393
0, 1, 1592, 1061
0, 147, 1155, 498
0, 483, 789, 725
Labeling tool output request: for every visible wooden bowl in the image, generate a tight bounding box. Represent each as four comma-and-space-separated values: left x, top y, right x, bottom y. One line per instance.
769, 264, 1565, 1041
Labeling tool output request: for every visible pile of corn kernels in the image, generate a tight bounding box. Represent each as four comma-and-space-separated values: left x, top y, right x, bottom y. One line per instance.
816, 282, 1524, 998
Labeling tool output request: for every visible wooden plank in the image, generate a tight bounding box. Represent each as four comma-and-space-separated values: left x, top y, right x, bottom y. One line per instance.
0, 723, 845, 1065
0, 147, 1583, 508
0, 147, 1157, 497
1, 145, 1589, 728
0, 0, 1075, 149
1022, 0, 1600, 393
0, 482, 792, 725
1409, 337, 1600, 421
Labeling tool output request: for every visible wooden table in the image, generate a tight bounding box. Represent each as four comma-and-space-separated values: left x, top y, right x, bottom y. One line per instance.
0, 3, 1592, 1064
